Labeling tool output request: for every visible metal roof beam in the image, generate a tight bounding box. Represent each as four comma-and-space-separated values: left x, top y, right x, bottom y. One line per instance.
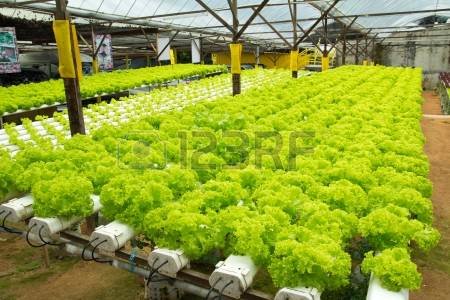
189, 8, 450, 30
236, 0, 269, 40
252, 7, 292, 48
93, 22, 113, 58
294, 0, 340, 47
155, 30, 179, 60
194, 0, 235, 33
0, 0, 52, 8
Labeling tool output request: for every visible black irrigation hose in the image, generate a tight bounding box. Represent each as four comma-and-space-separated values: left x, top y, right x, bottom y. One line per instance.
81, 238, 98, 261
217, 280, 234, 300
26, 224, 46, 248
146, 259, 170, 286
81, 238, 112, 263
92, 240, 112, 264
0, 211, 22, 235
205, 277, 222, 300
38, 225, 62, 246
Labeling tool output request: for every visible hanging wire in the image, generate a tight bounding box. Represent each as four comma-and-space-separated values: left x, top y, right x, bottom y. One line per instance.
38, 225, 62, 246
81, 237, 112, 263
146, 258, 169, 286
92, 240, 113, 263
81, 237, 98, 261
214, 280, 234, 300
26, 224, 46, 248
0, 211, 22, 235
205, 277, 222, 300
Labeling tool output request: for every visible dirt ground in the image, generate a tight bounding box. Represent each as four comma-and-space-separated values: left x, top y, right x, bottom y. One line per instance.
0, 235, 143, 300
1, 91, 449, 300
411, 91, 450, 300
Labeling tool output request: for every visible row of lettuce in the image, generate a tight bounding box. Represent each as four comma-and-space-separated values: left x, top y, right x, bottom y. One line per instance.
0, 66, 439, 293
0, 64, 226, 116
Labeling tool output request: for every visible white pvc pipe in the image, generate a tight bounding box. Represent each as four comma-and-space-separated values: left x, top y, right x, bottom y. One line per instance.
0, 194, 34, 223
366, 274, 408, 300
28, 195, 102, 238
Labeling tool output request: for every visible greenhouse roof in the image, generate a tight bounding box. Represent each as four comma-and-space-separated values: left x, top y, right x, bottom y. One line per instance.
1, 0, 450, 48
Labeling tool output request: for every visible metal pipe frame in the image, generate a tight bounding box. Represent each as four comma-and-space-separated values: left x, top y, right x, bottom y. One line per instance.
9, 1, 450, 50
58, 230, 273, 300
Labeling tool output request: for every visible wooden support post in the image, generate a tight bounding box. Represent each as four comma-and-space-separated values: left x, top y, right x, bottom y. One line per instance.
365, 35, 368, 62
355, 39, 359, 65
90, 24, 98, 74
42, 246, 50, 268
289, 0, 298, 78
232, 73, 240, 96
231, 0, 240, 96
55, 0, 85, 136
255, 45, 260, 67
199, 37, 204, 64
80, 214, 97, 235
342, 35, 347, 65
322, 12, 329, 70
370, 38, 376, 63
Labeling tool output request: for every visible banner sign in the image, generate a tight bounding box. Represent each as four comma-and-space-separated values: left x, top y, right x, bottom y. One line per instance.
191, 39, 201, 63
157, 37, 170, 61
95, 34, 113, 70
0, 27, 20, 74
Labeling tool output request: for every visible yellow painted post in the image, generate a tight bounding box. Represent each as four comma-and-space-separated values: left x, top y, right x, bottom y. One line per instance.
229, 43, 242, 95
53, 20, 76, 78
363, 60, 368, 66
170, 48, 176, 65
321, 55, 330, 71
70, 25, 82, 80
92, 58, 99, 74
53, 0, 85, 135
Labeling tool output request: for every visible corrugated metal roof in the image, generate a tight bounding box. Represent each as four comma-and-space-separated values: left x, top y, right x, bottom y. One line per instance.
1, 0, 450, 46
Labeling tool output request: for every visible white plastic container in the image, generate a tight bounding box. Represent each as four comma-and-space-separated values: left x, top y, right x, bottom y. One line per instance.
28, 195, 101, 239
0, 195, 34, 223
366, 275, 408, 300
275, 287, 321, 300
89, 220, 134, 252
209, 255, 258, 299
148, 248, 189, 278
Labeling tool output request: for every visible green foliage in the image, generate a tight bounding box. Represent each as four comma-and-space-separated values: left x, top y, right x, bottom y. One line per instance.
362, 248, 422, 291
316, 179, 368, 216
32, 174, 94, 218
0, 150, 23, 200
100, 174, 173, 231
269, 226, 352, 291
143, 203, 217, 260
358, 205, 439, 251
0, 66, 440, 292
0, 64, 226, 115
367, 186, 433, 224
